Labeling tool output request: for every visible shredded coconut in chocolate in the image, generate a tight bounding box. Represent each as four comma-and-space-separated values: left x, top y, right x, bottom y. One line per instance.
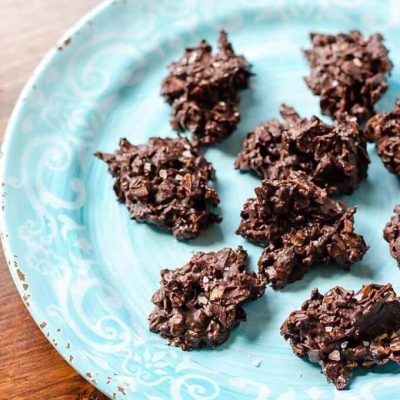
95, 137, 220, 240
235, 104, 369, 195
304, 30, 392, 121
149, 247, 266, 350
281, 283, 400, 390
161, 30, 252, 145
237, 172, 368, 288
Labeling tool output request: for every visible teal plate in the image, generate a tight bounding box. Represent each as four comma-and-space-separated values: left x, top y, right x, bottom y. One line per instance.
3, 0, 400, 398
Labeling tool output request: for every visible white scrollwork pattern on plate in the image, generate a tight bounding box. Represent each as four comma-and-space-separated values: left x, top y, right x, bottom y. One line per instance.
1, 0, 396, 399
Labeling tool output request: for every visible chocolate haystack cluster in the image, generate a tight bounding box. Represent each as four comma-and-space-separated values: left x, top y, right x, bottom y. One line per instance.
281, 284, 400, 390
235, 104, 369, 195
304, 31, 392, 121
148, 247, 266, 350
161, 30, 252, 145
384, 205, 400, 265
96, 137, 220, 240
237, 172, 368, 289
366, 99, 400, 175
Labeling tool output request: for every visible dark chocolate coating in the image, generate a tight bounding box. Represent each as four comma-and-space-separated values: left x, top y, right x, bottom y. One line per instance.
237, 172, 368, 288
304, 30, 392, 121
149, 247, 266, 350
95, 137, 220, 240
161, 30, 252, 145
235, 104, 369, 195
281, 284, 400, 390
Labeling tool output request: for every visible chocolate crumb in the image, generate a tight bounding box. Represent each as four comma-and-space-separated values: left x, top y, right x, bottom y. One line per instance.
161, 30, 252, 145
384, 205, 400, 265
304, 30, 392, 121
281, 283, 400, 390
237, 172, 368, 288
252, 358, 262, 367
148, 247, 266, 350
235, 104, 369, 195
96, 137, 220, 240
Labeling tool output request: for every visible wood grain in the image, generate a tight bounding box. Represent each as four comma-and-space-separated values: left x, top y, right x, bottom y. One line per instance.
0, 1, 109, 398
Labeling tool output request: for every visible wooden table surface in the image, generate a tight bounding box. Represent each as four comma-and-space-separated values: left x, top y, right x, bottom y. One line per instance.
0, 1, 109, 398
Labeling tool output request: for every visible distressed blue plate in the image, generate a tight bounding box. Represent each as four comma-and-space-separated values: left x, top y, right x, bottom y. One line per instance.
3, 0, 400, 398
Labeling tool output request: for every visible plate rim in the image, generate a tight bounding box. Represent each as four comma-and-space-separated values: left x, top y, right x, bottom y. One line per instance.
1, 1, 398, 398
0, 0, 117, 397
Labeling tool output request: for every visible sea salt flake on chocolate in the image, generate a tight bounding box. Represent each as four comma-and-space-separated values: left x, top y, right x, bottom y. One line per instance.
328, 350, 341, 361
159, 169, 168, 179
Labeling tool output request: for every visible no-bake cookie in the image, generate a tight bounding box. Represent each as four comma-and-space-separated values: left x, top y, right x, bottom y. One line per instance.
366, 99, 400, 175
304, 31, 392, 121
384, 205, 400, 265
161, 30, 252, 145
149, 247, 266, 350
237, 172, 368, 288
96, 137, 220, 240
281, 284, 400, 390
235, 104, 369, 195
